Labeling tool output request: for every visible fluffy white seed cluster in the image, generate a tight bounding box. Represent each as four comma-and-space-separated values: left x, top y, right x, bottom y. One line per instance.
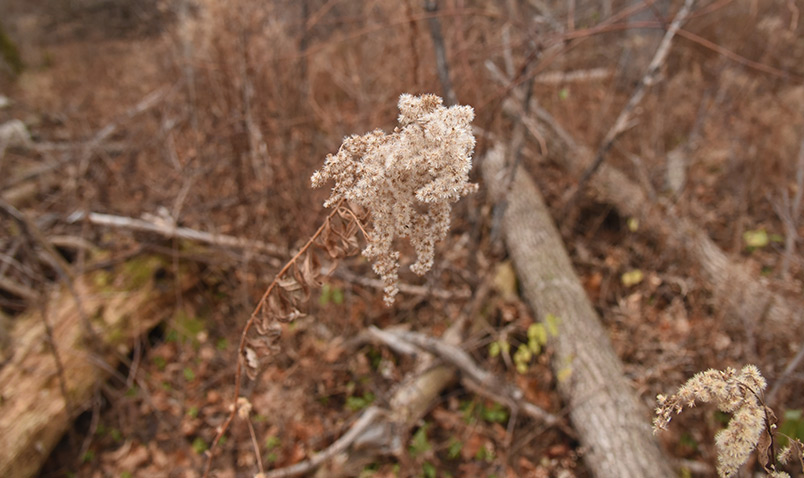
311, 94, 477, 305
654, 365, 768, 478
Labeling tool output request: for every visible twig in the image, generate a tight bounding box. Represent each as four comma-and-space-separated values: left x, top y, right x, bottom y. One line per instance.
772, 137, 804, 279
1, 199, 95, 341
512, 83, 804, 337
790, 138, 803, 221
40, 295, 74, 414
788, 0, 800, 31
424, 0, 458, 106
0, 275, 38, 301
358, 326, 421, 357
0, 240, 22, 279
767, 342, 804, 406
2, 85, 176, 191
367, 327, 564, 430
564, 0, 696, 217
674, 28, 793, 80
4, 142, 125, 192
47, 235, 95, 253
500, 25, 515, 78
0, 199, 98, 437
488, 36, 543, 245
202, 204, 344, 478
332, 267, 471, 301
261, 407, 383, 478
266, 316, 474, 477
68, 211, 286, 259
78, 85, 174, 170
176, 0, 199, 131
403, 0, 422, 85
77, 388, 103, 468
483, 61, 547, 161
1, 199, 74, 280
675, 458, 715, 475
246, 417, 264, 476
478, 0, 662, 112
260, 305, 481, 477
3, 86, 171, 202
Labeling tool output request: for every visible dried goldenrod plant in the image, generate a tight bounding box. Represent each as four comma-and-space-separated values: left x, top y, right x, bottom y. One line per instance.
312, 93, 477, 304
202, 94, 477, 477
654, 365, 804, 478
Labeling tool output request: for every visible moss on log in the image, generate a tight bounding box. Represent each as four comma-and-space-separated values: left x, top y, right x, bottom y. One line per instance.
0, 256, 194, 478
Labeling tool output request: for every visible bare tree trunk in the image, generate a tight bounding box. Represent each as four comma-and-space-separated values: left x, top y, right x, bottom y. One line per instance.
481, 145, 675, 478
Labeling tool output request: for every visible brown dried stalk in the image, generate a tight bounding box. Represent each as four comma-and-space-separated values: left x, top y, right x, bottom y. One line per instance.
202, 200, 354, 478
204, 93, 477, 477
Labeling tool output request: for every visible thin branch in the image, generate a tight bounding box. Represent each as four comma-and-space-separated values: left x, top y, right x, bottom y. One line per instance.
367, 327, 565, 430
78, 85, 174, 168
674, 28, 793, 80
4, 85, 175, 191
247, 417, 265, 476
767, 342, 804, 406
788, 0, 800, 31
1, 200, 74, 280
77, 389, 103, 468
68, 211, 286, 259
261, 407, 383, 478
771, 137, 804, 279
202, 203, 344, 478
38, 298, 74, 429
793, 138, 804, 221
265, 317, 474, 477
424, 0, 458, 106
403, 0, 422, 86
488, 36, 543, 245
484, 60, 547, 155
0, 240, 23, 278
0, 275, 38, 301
0, 199, 97, 346
332, 267, 470, 301
565, 0, 696, 216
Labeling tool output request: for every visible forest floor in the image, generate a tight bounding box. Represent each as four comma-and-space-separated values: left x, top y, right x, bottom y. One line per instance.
1, 1, 803, 478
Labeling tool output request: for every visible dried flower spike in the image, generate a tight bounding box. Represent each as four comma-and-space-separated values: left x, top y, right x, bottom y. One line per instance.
312, 94, 477, 304
654, 365, 768, 478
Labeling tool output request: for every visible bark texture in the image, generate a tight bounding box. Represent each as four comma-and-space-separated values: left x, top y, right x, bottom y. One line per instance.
0, 257, 194, 478
481, 145, 675, 478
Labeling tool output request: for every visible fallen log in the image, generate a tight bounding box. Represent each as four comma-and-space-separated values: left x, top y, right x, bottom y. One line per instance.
526, 103, 803, 336
481, 144, 675, 478
0, 255, 195, 478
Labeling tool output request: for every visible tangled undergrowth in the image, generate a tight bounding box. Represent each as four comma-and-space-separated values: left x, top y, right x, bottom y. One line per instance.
2, 1, 803, 477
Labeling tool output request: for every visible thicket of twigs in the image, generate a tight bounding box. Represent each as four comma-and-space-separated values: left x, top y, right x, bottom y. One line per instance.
1, 0, 803, 477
